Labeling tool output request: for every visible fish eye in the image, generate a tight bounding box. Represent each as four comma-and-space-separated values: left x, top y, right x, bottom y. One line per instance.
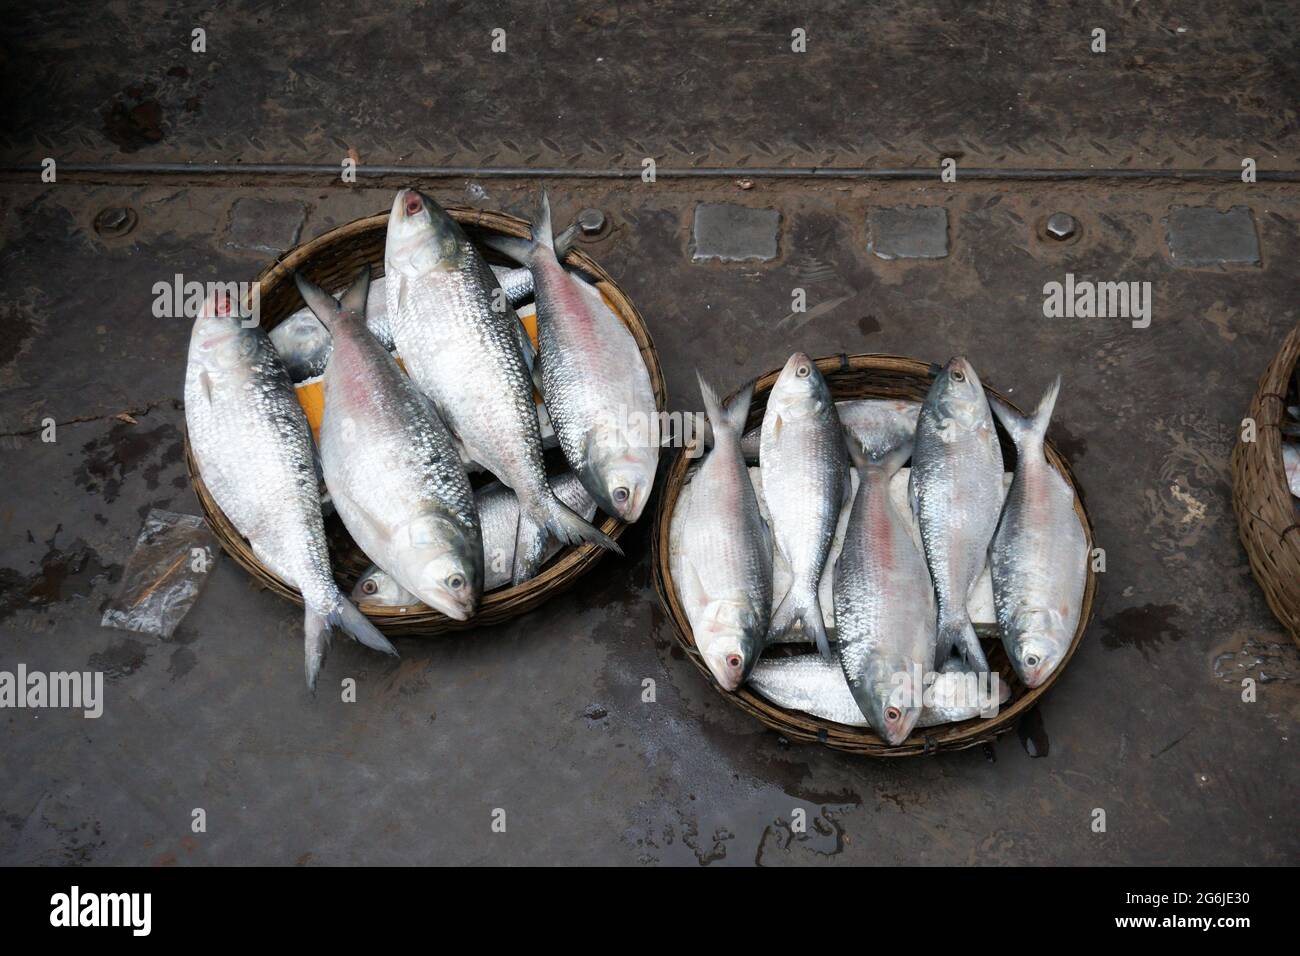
1024, 653, 1041, 668
885, 706, 902, 722
362, 579, 378, 595
405, 194, 423, 216
951, 369, 966, 383
447, 573, 465, 591
726, 654, 742, 669
613, 486, 630, 503
796, 364, 811, 378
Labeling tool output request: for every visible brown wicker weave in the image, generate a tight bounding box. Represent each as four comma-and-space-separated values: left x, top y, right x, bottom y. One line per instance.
1231, 323, 1300, 646
185, 206, 666, 636
651, 353, 1097, 756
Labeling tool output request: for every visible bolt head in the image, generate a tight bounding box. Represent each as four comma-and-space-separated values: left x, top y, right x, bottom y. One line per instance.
94, 206, 138, 237
1046, 212, 1077, 241
577, 208, 606, 235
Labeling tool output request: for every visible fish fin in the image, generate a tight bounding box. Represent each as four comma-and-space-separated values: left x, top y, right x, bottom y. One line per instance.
199, 370, 214, 405
480, 233, 536, 265
990, 376, 1060, 454
511, 511, 549, 585
697, 372, 754, 440
536, 190, 555, 249
937, 613, 989, 673
770, 582, 832, 660
293, 272, 341, 331
328, 594, 398, 656
303, 606, 331, 693
397, 275, 409, 314
338, 266, 371, 316
537, 494, 623, 556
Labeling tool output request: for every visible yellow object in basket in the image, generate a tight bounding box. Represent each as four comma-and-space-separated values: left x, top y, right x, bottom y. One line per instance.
293, 305, 542, 443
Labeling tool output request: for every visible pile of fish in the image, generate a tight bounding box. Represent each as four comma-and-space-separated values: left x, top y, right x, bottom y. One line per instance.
186, 189, 658, 689
669, 353, 1087, 744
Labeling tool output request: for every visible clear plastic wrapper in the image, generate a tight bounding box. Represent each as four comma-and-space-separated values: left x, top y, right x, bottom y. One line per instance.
100, 510, 220, 639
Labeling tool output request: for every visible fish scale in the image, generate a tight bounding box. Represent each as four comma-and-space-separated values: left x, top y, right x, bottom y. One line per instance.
759, 353, 847, 658
184, 299, 395, 689
834, 434, 936, 743
988, 377, 1087, 688
910, 357, 1003, 673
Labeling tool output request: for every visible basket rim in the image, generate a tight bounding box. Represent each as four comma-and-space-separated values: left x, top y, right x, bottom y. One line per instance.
1230, 322, 1300, 646
185, 204, 667, 633
651, 352, 1098, 757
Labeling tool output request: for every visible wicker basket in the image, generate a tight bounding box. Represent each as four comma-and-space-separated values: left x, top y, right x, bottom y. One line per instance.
651, 353, 1097, 756
1231, 323, 1300, 646
185, 206, 666, 636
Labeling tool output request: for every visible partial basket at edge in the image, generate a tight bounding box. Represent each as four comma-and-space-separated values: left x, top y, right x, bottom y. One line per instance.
185, 206, 667, 636
1231, 323, 1300, 646
651, 353, 1098, 757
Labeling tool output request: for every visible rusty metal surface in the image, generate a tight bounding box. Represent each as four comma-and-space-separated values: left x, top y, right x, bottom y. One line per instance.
3, 1, 1297, 172
0, 0, 1298, 866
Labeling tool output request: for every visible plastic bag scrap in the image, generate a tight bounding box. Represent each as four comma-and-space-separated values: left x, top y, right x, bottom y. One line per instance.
101, 510, 220, 639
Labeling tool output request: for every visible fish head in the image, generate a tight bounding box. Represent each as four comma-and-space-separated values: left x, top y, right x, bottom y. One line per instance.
586, 445, 657, 522
768, 352, 832, 423
851, 655, 923, 745
189, 292, 257, 372
1005, 606, 1070, 688
351, 565, 418, 607
272, 314, 330, 358
385, 188, 463, 279
698, 601, 764, 691
930, 356, 989, 429
392, 513, 483, 620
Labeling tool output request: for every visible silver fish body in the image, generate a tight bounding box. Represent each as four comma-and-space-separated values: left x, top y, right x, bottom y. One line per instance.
759, 353, 847, 658
834, 435, 936, 744
299, 270, 484, 622
353, 470, 596, 604
988, 378, 1086, 688
669, 376, 772, 690
748, 654, 1009, 729
384, 189, 617, 584
270, 268, 533, 382
910, 357, 1003, 672
741, 398, 919, 463
488, 194, 658, 524
184, 294, 395, 689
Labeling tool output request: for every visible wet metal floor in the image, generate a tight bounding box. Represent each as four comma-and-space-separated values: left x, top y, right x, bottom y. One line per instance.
1, 2, 1298, 865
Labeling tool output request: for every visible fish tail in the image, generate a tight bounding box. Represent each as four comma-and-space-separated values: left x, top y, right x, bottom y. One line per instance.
536, 190, 555, 249
770, 581, 832, 660
480, 192, 558, 265
536, 492, 624, 557
292, 266, 370, 331
329, 594, 399, 657
697, 372, 754, 440
846, 427, 913, 475
936, 612, 989, 673
990, 375, 1060, 454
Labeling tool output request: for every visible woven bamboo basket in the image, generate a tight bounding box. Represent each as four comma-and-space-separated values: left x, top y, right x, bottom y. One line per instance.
185, 206, 666, 636
652, 353, 1097, 756
1231, 323, 1300, 646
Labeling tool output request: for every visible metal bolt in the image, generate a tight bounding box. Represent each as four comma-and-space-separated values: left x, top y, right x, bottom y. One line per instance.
1045, 212, 1076, 241
576, 208, 606, 236
94, 206, 138, 237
